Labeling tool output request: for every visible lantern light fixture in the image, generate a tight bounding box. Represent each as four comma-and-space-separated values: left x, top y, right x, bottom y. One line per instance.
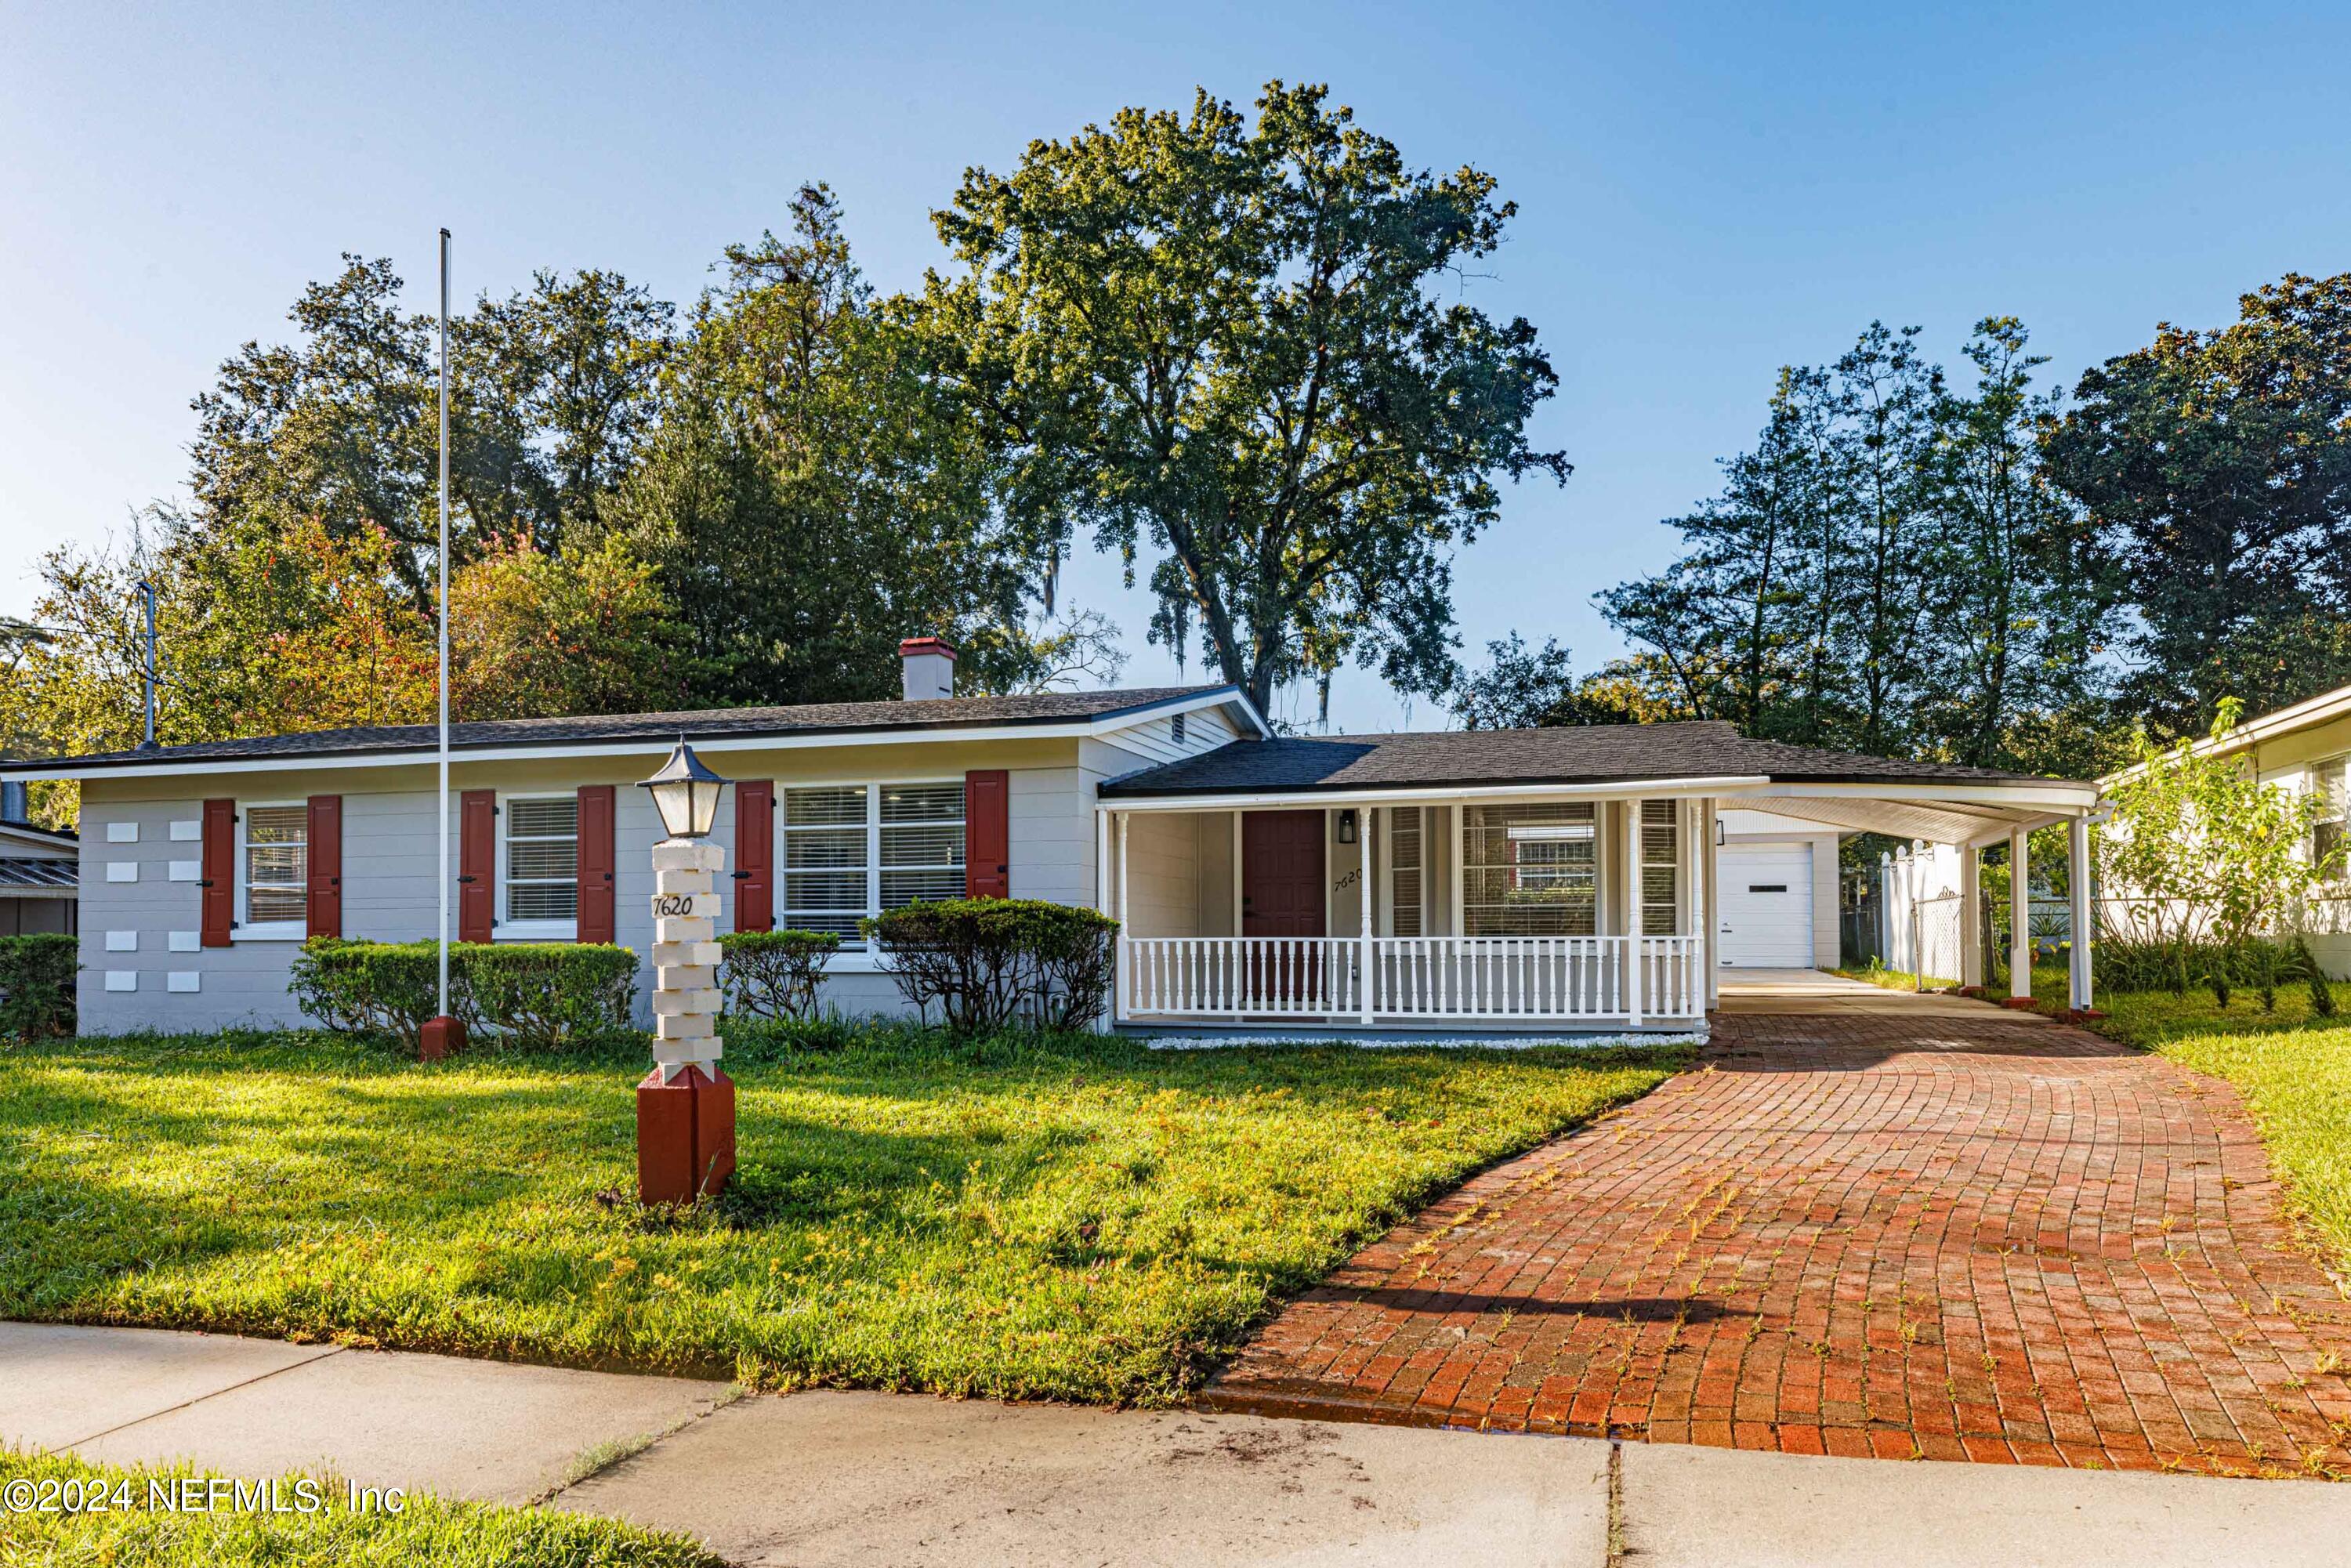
1337, 808, 1358, 845
639, 738, 729, 840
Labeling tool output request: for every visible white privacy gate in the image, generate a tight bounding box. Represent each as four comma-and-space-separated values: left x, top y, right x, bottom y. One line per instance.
1881, 846, 1964, 983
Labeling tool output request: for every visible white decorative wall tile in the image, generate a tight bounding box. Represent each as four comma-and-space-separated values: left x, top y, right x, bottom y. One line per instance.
167, 972, 201, 994
103, 970, 137, 992
104, 930, 137, 952
169, 820, 201, 842
168, 931, 201, 953
107, 821, 139, 843
105, 862, 139, 883
168, 860, 200, 882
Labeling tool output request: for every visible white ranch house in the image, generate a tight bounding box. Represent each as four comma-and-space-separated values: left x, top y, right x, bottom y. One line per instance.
5, 639, 2105, 1037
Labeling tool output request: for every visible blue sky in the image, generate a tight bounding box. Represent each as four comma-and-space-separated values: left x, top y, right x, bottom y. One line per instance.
4, 2, 2345, 732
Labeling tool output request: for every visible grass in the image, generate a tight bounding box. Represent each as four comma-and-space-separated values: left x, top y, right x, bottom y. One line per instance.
0, 1448, 723, 1566
0, 1022, 1684, 1405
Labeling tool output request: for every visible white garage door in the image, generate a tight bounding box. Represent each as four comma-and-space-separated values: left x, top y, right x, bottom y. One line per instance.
1717, 846, 1814, 969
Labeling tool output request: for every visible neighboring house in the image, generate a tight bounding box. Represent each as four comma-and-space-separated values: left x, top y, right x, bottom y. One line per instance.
2098, 683, 2351, 979
0, 780, 78, 936
2, 639, 2106, 1037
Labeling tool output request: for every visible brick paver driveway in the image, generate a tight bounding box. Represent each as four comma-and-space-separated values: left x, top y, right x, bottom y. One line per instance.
1203, 994, 2351, 1476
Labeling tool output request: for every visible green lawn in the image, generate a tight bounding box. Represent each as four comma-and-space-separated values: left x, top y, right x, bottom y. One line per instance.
0, 1448, 720, 1566
0, 1025, 1683, 1404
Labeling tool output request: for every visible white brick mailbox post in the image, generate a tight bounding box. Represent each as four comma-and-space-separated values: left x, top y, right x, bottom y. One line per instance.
636, 741, 734, 1204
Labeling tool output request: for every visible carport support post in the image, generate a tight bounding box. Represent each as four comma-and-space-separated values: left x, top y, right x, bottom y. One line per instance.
1908, 843, 1924, 993
2068, 815, 2094, 1012
1959, 844, 1983, 989
1624, 799, 1643, 1026
2007, 827, 2031, 1002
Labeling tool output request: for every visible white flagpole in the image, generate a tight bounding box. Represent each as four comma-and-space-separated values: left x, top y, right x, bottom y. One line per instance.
437, 227, 452, 1023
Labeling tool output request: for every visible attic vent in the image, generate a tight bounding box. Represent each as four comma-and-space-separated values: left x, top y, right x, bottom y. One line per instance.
1172, 712, 1186, 744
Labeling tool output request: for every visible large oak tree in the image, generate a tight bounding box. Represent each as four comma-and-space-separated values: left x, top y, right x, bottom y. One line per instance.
911, 82, 1569, 715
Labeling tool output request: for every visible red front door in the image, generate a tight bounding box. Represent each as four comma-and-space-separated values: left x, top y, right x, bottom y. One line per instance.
1242, 810, 1327, 1008
1243, 810, 1327, 936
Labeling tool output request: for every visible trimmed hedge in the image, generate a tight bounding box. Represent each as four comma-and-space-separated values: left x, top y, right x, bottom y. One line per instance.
289, 939, 639, 1052
0, 932, 77, 1040
718, 929, 839, 1021
864, 898, 1118, 1034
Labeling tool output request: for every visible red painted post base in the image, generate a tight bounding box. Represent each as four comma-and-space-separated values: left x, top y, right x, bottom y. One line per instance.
2059, 1007, 2108, 1024
1998, 997, 2040, 1011
419, 1015, 466, 1061
636, 1065, 736, 1204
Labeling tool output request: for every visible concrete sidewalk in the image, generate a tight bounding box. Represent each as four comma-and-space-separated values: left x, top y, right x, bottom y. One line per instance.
5, 1322, 2348, 1567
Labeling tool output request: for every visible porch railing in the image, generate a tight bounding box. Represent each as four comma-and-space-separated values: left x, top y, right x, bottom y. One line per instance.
1121, 934, 1704, 1025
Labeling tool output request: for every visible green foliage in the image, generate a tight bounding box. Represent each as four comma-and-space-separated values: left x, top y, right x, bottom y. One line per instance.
2097, 701, 2329, 966
288, 938, 446, 1047
864, 898, 1119, 1034
288, 940, 638, 1052
2301, 938, 2340, 1019
617, 184, 1059, 706
717, 929, 839, 1022
1584, 318, 2114, 772
0, 1448, 723, 1566
0, 1024, 1683, 1403
465, 943, 640, 1051
0, 933, 77, 1040
2044, 272, 2351, 734
915, 81, 1568, 715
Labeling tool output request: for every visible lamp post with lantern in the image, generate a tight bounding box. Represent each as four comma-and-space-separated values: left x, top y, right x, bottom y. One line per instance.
636, 740, 734, 1204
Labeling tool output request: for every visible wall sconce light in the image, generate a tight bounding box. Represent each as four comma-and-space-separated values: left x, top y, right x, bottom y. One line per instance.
1337, 809, 1359, 845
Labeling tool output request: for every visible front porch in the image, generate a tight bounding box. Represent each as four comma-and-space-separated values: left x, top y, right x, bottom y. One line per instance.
1099, 795, 1718, 1033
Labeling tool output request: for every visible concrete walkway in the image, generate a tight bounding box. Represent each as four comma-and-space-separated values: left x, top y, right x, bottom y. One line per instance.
6, 1321, 2349, 1566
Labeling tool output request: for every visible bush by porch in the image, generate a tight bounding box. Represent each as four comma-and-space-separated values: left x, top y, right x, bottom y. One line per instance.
0, 1023, 1686, 1405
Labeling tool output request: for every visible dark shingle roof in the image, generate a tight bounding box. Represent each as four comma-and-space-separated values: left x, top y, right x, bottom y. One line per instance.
13, 686, 1234, 774
1099, 722, 2081, 798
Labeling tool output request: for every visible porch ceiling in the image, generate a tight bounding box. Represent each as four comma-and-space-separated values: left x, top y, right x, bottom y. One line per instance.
1714, 790, 2063, 847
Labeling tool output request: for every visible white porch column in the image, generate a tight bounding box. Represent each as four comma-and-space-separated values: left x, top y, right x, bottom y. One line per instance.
1115, 811, 1129, 1020
1959, 843, 1983, 989
1096, 806, 1114, 1030
2008, 827, 2031, 1001
1702, 798, 1721, 1009
1908, 842, 1924, 992
1624, 798, 1643, 1026
1360, 805, 1377, 1024
2068, 815, 2094, 1012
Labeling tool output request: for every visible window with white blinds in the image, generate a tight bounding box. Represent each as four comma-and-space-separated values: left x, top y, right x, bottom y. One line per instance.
1639, 799, 1680, 935
1388, 807, 1423, 937
784, 782, 967, 943
243, 805, 308, 926
2316, 757, 2349, 884
1464, 802, 1597, 936
505, 796, 580, 921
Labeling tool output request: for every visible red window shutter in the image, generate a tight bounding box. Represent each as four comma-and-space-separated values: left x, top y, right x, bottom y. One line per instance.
458, 789, 496, 943
577, 784, 617, 944
200, 798, 236, 947
965, 770, 1009, 899
735, 780, 774, 932
306, 795, 343, 940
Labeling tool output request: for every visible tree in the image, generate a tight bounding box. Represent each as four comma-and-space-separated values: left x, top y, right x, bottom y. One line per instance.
1596, 317, 2117, 773
1920, 319, 2114, 770
188, 255, 672, 596
448, 534, 690, 720
913, 81, 1569, 715
1451, 634, 1578, 729
2044, 273, 2351, 735
621, 185, 1054, 705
